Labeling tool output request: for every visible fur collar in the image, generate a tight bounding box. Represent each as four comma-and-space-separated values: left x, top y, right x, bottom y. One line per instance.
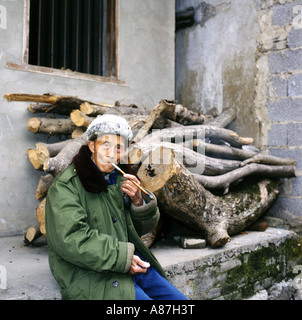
73, 145, 137, 193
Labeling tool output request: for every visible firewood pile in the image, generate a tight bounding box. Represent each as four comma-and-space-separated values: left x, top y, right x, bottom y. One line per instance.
4, 93, 296, 248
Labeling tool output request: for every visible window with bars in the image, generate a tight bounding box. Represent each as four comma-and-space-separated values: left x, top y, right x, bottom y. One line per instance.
28, 0, 116, 78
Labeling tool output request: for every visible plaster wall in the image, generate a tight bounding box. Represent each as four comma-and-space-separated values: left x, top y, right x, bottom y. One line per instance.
176, 0, 259, 141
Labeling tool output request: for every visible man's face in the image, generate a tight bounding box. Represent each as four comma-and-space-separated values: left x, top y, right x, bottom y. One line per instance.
88, 134, 126, 173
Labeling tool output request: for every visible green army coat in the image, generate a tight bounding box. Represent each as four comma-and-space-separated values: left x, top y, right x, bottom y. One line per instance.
45, 146, 166, 300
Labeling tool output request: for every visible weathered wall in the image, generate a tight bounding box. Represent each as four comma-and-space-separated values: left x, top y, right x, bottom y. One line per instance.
175, 0, 302, 233
176, 0, 259, 140
0, 0, 175, 236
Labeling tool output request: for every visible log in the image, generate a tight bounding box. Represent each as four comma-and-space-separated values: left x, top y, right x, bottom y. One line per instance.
27, 117, 75, 135
4, 93, 59, 104
128, 119, 146, 133
137, 147, 281, 248
70, 109, 94, 127
106, 106, 149, 117
4, 93, 110, 114
27, 149, 43, 170
36, 174, 54, 200
240, 153, 296, 166
28, 103, 55, 114
28, 103, 72, 115
43, 132, 88, 176
131, 99, 175, 144
72, 127, 86, 139
129, 141, 242, 175
36, 140, 71, 166
23, 220, 43, 245
152, 117, 184, 129
36, 198, 46, 236
151, 107, 235, 130
80, 102, 148, 117
185, 139, 296, 165
201, 125, 253, 147
70, 109, 148, 128
161, 103, 213, 125
206, 108, 236, 128
193, 163, 296, 193
80, 102, 150, 117
79, 102, 115, 115
4, 93, 98, 106
131, 125, 253, 153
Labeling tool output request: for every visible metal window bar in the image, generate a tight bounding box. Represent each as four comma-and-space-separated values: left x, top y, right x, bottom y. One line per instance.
102, 0, 107, 76
51, 0, 54, 68
28, 0, 115, 77
63, 0, 67, 70
37, 0, 41, 66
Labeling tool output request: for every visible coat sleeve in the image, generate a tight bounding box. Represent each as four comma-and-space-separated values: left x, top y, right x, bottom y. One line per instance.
45, 178, 134, 274
130, 191, 160, 237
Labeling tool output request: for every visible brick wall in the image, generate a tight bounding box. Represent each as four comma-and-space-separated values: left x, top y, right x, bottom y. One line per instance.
259, 0, 302, 231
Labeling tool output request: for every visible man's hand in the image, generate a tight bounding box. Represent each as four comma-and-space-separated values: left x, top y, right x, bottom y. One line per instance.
121, 174, 143, 206
129, 255, 150, 275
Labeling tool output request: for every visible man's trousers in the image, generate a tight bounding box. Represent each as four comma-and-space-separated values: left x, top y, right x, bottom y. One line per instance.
133, 253, 188, 300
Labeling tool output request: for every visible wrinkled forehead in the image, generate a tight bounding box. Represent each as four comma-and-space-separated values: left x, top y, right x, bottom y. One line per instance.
95, 134, 127, 146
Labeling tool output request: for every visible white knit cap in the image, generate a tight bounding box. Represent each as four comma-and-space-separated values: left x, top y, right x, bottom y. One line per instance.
86, 114, 133, 141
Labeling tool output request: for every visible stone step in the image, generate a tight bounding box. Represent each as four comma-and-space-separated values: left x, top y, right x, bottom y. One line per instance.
152, 227, 302, 300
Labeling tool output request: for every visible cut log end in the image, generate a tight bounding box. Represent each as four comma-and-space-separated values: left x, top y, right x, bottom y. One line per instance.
36, 143, 50, 166
137, 147, 178, 192
240, 137, 254, 145
70, 109, 94, 127
206, 226, 231, 248
72, 127, 85, 138
27, 118, 41, 133
36, 198, 46, 236
23, 221, 43, 245
27, 149, 43, 170
80, 102, 94, 115
36, 174, 54, 200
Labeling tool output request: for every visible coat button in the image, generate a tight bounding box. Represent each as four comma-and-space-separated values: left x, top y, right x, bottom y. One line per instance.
112, 281, 119, 288
112, 216, 118, 223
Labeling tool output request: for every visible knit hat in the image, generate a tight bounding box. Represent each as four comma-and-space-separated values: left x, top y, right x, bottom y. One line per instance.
86, 114, 133, 141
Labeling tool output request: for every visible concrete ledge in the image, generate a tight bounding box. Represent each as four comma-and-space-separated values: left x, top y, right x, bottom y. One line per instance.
0, 228, 301, 300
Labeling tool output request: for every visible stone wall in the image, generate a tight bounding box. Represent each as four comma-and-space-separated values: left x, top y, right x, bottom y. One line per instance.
256, 0, 302, 232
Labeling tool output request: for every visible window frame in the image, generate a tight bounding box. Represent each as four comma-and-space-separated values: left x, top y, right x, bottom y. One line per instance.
6, 0, 124, 85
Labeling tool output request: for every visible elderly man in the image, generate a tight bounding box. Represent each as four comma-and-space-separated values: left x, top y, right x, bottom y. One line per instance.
45, 114, 188, 300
